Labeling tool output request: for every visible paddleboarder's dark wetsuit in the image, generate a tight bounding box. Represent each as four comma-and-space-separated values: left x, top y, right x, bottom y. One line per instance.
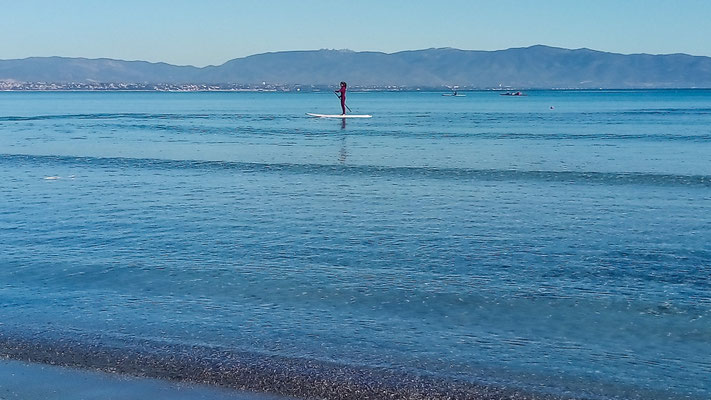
335, 82, 347, 114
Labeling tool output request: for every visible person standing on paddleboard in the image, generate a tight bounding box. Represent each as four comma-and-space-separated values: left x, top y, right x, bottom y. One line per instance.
335, 81, 347, 115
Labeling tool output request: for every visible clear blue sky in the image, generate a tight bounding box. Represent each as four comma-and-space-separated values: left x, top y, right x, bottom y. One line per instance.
2, 0, 710, 66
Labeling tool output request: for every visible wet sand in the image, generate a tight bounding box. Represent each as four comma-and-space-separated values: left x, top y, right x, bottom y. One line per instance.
0, 358, 288, 400
0, 332, 562, 400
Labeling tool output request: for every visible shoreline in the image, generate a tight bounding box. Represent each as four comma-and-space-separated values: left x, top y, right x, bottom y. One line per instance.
0, 331, 563, 400
0, 358, 287, 400
1, 331, 695, 400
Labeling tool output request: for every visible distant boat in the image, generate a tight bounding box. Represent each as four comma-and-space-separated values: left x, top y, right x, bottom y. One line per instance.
500, 91, 526, 96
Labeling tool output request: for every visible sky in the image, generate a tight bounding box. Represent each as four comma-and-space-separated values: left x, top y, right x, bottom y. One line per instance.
2, 0, 711, 66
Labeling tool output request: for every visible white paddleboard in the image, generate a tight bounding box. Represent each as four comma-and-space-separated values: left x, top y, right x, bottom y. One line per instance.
307, 113, 372, 118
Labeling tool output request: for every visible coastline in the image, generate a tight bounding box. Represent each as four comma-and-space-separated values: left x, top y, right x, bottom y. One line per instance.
0, 332, 563, 400
2, 331, 697, 400
0, 358, 287, 400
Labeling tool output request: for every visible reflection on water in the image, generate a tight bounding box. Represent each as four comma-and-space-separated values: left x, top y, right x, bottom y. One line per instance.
339, 136, 348, 164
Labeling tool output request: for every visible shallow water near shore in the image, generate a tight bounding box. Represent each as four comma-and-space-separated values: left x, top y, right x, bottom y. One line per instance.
1, 90, 710, 399
0, 358, 286, 400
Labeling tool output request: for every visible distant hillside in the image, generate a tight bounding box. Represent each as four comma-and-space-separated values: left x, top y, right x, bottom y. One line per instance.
0, 57, 200, 84
2, 45, 711, 89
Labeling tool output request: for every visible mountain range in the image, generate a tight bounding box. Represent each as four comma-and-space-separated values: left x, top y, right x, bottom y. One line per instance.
2, 45, 711, 89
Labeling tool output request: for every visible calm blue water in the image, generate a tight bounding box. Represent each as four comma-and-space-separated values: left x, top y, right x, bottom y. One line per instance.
1, 91, 710, 399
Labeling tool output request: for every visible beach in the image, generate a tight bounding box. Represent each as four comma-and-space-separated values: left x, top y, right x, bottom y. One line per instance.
0, 358, 287, 400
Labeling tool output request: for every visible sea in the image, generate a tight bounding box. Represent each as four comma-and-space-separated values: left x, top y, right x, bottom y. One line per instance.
0, 90, 709, 400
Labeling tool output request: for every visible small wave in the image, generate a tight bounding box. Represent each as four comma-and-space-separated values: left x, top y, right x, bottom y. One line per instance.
0, 113, 227, 122
621, 108, 711, 115
2, 153, 710, 188
442, 131, 711, 142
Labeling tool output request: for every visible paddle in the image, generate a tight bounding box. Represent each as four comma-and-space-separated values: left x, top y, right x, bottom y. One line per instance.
335, 93, 352, 113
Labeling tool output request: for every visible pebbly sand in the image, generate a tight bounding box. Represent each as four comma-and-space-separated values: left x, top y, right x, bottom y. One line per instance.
0, 358, 289, 400
0, 332, 562, 400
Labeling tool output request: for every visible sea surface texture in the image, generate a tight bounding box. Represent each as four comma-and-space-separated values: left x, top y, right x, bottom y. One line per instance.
1, 91, 709, 400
